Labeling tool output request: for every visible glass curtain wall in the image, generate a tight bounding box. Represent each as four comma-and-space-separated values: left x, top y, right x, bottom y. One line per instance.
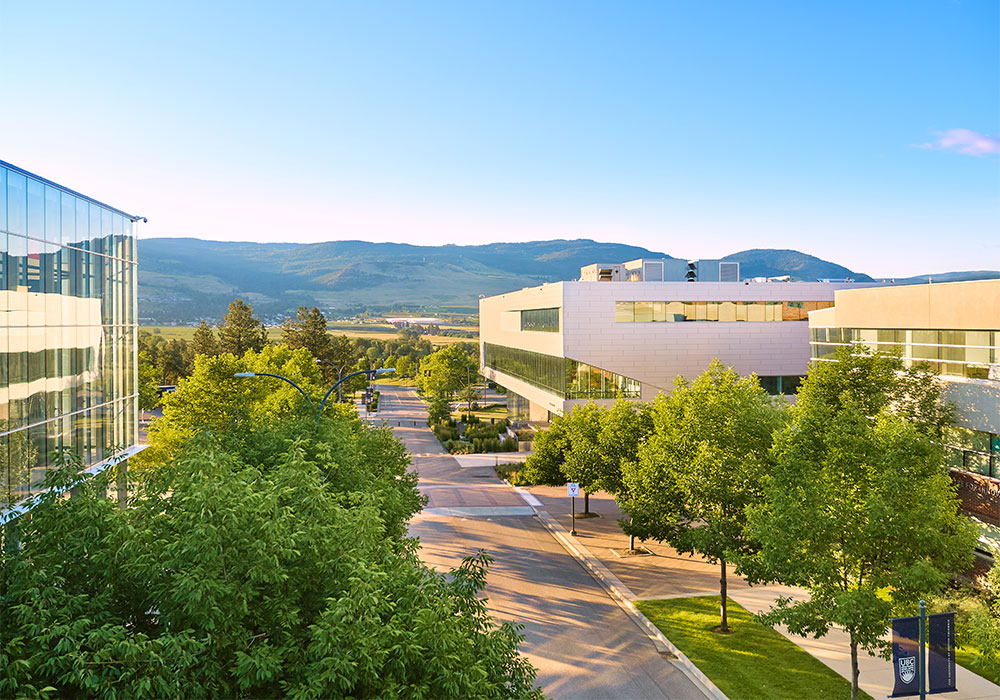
1, 162, 139, 508
810, 328, 1000, 380
520, 308, 559, 332
615, 300, 833, 323
483, 343, 640, 399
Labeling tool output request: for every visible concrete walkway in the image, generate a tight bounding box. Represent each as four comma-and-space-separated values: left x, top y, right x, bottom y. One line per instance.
520, 486, 1000, 700
375, 384, 711, 699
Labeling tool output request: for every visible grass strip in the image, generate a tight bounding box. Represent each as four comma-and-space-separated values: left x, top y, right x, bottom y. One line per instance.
635, 596, 874, 700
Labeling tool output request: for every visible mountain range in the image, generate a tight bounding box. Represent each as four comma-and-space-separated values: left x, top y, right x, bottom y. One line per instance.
136, 238, 999, 323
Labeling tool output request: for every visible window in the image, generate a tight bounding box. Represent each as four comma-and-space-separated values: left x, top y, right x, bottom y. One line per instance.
483, 343, 640, 399
810, 328, 999, 380
616, 300, 833, 322
520, 308, 559, 332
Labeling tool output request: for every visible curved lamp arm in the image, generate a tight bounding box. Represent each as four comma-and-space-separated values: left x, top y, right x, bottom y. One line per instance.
318, 368, 395, 416
234, 372, 316, 410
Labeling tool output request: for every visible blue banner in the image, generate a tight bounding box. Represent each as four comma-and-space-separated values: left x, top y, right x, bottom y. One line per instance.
890, 616, 921, 697
928, 612, 957, 694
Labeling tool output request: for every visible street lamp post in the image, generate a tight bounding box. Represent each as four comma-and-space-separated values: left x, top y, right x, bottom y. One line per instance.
315, 357, 364, 404
234, 368, 394, 424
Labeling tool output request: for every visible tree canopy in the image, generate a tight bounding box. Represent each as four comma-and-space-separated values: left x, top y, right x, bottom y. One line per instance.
743, 346, 976, 700
2, 357, 543, 698
217, 298, 268, 356
622, 360, 784, 630
417, 343, 478, 398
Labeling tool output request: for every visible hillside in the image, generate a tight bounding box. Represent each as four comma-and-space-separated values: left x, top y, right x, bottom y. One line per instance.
136, 238, 995, 323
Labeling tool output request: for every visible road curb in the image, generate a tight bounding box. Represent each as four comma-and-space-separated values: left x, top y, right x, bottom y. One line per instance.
534, 509, 729, 700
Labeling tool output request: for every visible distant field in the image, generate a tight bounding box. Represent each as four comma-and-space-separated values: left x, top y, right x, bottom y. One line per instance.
141, 325, 478, 346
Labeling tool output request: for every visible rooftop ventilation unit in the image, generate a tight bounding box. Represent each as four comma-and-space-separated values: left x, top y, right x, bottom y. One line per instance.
719, 262, 740, 282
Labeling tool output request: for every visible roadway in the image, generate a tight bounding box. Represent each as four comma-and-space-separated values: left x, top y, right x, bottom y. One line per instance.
372, 384, 707, 700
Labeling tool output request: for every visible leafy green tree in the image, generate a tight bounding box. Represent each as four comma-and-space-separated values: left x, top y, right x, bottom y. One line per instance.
217, 298, 268, 356
0, 419, 542, 699
743, 347, 976, 700
597, 399, 653, 549
133, 345, 327, 473
521, 414, 568, 485
457, 384, 482, 419
137, 350, 160, 410
561, 403, 604, 515
970, 550, 1000, 675
417, 344, 477, 397
623, 360, 784, 632
191, 320, 219, 358
427, 395, 452, 425
395, 354, 415, 378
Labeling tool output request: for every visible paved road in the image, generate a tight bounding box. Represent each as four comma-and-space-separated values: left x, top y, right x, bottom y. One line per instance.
373, 384, 707, 700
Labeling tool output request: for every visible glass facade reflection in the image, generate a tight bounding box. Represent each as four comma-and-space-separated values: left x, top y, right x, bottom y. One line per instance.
615, 300, 833, 323
1, 161, 140, 509
484, 343, 640, 399
810, 328, 1000, 380
520, 308, 559, 332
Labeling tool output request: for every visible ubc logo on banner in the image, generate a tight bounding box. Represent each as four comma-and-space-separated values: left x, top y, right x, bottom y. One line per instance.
890, 616, 920, 697
898, 656, 916, 684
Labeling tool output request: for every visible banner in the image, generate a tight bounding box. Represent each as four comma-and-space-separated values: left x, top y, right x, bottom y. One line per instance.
890, 616, 921, 697
928, 612, 957, 694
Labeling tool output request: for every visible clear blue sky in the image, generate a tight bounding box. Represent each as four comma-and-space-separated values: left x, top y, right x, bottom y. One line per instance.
2, 1, 997, 276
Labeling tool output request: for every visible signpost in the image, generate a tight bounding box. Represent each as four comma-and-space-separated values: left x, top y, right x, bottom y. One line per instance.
890, 601, 957, 698
567, 482, 580, 535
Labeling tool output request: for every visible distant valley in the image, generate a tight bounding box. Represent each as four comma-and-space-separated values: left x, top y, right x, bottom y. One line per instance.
136, 237, 999, 324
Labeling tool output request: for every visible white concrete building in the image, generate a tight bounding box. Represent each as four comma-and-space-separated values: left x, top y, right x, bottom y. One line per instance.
479, 259, 878, 421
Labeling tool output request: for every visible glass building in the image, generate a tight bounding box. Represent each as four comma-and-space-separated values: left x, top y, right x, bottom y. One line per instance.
1, 160, 142, 520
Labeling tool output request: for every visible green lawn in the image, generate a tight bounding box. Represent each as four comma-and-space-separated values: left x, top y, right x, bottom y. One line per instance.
635, 596, 874, 700
956, 644, 1000, 685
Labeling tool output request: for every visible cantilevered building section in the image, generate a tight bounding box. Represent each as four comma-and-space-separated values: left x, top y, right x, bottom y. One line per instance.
480, 257, 881, 422
1, 160, 144, 522
809, 279, 1000, 550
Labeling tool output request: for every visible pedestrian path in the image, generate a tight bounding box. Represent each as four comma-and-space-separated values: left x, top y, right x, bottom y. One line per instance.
520, 485, 1000, 700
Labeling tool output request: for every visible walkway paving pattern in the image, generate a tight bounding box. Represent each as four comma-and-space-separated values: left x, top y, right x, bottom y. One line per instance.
370, 385, 1000, 700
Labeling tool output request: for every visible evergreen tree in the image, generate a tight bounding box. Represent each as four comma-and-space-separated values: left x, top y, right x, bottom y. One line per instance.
191, 320, 219, 358
281, 306, 332, 359
217, 298, 268, 356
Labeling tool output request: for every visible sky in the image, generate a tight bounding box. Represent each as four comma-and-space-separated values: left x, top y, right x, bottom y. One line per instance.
1, 1, 997, 277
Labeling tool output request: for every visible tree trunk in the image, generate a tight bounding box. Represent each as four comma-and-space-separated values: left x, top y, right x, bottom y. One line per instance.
629, 533, 635, 550
583, 491, 590, 514
849, 633, 859, 700
719, 559, 729, 632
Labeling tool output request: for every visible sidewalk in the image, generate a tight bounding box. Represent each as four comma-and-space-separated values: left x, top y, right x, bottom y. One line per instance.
519, 485, 1000, 700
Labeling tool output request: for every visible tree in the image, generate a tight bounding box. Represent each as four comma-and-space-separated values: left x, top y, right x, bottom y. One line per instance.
133, 345, 328, 473
623, 360, 784, 632
743, 347, 977, 700
561, 403, 604, 515
0, 417, 543, 699
417, 344, 477, 398
217, 298, 268, 356
281, 306, 332, 360
521, 414, 569, 485
191, 320, 219, 358
596, 399, 653, 550
970, 550, 1000, 675
137, 351, 160, 410
457, 384, 482, 419
427, 395, 452, 425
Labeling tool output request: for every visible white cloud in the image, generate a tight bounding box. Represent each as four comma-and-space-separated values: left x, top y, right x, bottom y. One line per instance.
918, 128, 1000, 156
